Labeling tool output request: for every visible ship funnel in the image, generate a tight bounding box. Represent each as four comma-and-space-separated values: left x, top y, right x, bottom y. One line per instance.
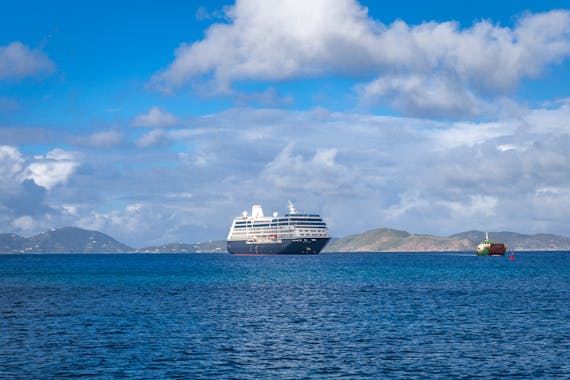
251, 205, 264, 218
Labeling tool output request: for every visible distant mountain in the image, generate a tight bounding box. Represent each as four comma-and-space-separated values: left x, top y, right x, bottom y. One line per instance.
450, 231, 570, 251
137, 241, 226, 253
323, 228, 473, 252
0, 227, 133, 254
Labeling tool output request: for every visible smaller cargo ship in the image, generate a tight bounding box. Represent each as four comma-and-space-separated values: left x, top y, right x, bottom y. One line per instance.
476, 232, 507, 256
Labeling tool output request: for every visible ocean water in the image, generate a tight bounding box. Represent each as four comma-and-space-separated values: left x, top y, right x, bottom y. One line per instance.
1, 252, 569, 379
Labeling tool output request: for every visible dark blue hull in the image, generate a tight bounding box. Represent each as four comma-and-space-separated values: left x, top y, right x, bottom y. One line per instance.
227, 237, 330, 255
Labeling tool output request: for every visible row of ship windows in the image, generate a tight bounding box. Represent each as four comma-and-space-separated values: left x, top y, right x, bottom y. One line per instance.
298, 230, 326, 234
232, 228, 288, 234
236, 218, 323, 225
234, 223, 326, 228
232, 229, 326, 236
283, 214, 321, 217
231, 234, 328, 238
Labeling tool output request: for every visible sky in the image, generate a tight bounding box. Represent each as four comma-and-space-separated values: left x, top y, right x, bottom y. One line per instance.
1, 0, 570, 247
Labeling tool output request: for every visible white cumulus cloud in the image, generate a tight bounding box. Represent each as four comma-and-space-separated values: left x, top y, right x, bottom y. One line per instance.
24, 149, 81, 190
151, 0, 376, 93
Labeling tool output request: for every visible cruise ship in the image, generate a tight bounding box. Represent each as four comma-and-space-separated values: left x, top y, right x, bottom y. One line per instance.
226, 201, 330, 255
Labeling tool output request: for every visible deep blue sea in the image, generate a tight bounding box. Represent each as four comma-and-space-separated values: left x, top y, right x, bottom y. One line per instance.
1, 252, 569, 379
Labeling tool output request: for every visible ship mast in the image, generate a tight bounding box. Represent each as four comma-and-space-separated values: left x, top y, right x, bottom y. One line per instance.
288, 200, 297, 214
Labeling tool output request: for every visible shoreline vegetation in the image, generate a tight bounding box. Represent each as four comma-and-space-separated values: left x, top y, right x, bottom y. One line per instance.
1, 227, 570, 254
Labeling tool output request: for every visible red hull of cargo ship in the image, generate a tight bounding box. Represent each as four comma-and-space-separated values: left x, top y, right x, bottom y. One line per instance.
489, 243, 507, 256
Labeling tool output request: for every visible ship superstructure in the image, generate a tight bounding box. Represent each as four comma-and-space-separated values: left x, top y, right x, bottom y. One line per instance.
226, 201, 330, 254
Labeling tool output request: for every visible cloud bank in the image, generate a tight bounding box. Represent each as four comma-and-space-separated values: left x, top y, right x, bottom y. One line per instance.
2, 99, 570, 245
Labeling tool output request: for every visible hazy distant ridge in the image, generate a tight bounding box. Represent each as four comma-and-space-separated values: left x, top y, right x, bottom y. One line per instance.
1, 227, 569, 254
0, 227, 132, 254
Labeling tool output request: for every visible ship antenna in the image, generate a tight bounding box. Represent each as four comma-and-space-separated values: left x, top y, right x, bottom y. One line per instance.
485, 232, 489, 241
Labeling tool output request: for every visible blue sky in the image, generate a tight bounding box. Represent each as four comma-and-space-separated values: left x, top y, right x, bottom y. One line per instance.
1, 0, 570, 246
